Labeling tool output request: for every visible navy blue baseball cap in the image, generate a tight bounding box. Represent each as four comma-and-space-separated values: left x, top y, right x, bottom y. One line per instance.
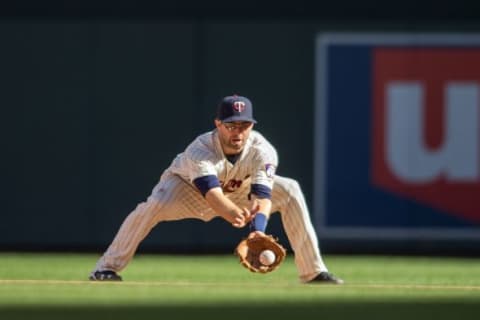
216, 95, 257, 123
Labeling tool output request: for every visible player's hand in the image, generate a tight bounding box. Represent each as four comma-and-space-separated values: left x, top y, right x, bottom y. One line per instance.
231, 217, 245, 228
230, 210, 243, 228
245, 203, 259, 223
231, 207, 255, 228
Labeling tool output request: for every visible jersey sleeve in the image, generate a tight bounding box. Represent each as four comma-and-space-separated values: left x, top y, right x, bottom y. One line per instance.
251, 145, 278, 190
182, 138, 220, 182
185, 157, 218, 182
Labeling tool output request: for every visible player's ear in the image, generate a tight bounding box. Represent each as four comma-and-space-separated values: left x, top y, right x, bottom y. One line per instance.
214, 119, 222, 128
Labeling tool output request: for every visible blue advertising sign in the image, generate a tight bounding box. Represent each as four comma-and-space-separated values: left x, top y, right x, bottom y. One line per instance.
314, 33, 480, 240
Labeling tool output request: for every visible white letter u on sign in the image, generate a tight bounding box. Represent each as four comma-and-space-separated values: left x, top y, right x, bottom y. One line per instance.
385, 81, 479, 183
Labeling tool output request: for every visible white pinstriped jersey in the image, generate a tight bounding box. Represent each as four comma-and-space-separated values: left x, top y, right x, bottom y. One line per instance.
166, 129, 278, 195
94, 128, 330, 281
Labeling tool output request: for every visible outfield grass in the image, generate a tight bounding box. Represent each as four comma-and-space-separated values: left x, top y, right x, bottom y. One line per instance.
1, 253, 480, 319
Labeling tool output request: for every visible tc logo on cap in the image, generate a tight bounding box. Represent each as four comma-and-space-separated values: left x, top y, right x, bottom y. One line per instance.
233, 101, 246, 112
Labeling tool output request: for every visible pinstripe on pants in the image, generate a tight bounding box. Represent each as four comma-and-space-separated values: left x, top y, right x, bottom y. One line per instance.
94, 173, 328, 282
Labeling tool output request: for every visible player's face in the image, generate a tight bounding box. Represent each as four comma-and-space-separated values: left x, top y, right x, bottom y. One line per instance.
215, 120, 254, 154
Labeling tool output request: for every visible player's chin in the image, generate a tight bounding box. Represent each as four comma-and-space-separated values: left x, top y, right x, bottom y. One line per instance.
230, 140, 244, 149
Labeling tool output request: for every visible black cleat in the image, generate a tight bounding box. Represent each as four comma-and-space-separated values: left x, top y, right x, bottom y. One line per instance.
308, 272, 344, 284
89, 270, 122, 281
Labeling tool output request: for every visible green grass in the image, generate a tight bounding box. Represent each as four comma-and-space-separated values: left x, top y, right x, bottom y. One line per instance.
1, 253, 480, 319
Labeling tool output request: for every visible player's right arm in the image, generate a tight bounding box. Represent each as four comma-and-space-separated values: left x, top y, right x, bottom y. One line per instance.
204, 187, 256, 228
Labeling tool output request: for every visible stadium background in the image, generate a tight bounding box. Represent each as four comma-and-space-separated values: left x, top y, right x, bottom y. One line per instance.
1, 0, 479, 255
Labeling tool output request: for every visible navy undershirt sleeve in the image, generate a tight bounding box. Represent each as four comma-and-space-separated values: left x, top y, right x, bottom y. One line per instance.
250, 183, 272, 199
193, 175, 221, 197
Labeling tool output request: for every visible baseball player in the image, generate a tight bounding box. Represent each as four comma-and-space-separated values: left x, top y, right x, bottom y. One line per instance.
89, 95, 343, 284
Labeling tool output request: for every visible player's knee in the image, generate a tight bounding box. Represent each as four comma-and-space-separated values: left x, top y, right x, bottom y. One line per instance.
132, 201, 160, 220
283, 178, 302, 196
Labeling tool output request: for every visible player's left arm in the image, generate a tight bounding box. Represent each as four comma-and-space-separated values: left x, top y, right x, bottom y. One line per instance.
249, 164, 276, 233
249, 141, 278, 233
249, 190, 272, 234
249, 195, 272, 219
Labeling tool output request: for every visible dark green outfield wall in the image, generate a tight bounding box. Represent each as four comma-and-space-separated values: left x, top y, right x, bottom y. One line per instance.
1, 1, 480, 253
1, 22, 320, 251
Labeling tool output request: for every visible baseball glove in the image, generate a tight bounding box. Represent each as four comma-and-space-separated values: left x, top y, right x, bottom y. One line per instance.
234, 233, 287, 273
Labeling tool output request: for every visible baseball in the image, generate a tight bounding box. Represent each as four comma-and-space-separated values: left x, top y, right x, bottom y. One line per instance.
259, 249, 276, 266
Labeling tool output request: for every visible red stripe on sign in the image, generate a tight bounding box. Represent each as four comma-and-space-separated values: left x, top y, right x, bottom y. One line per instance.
371, 48, 480, 222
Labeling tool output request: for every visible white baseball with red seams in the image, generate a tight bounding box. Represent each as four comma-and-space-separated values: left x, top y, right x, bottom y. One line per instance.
259, 249, 276, 266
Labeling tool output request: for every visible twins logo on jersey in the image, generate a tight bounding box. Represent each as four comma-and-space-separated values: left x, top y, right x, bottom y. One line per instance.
221, 179, 243, 193
220, 175, 251, 193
